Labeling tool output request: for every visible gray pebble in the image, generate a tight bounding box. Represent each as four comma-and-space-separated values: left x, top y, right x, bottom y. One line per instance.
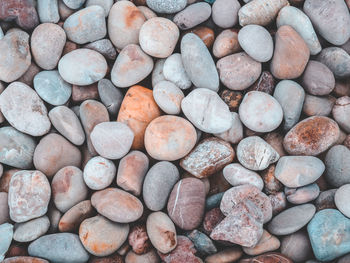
14, 216, 50, 242
86, 0, 113, 17
0, 192, 9, 225
173, 2, 212, 30
37, 0, 60, 23
153, 81, 184, 115
84, 39, 117, 60
315, 189, 337, 211
187, 229, 217, 256
152, 59, 166, 88
332, 96, 350, 133
317, 47, 350, 79
205, 192, 224, 210
281, 230, 313, 262
214, 112, 243, 144
163, 53, 191, 90
146, 0, 187, 14
97, 79, 123, 117
223, 163, 264, 190
335, 184, 350, 218
0, 223, 13, 262
285, 183, 320, 205
325, 145, 350, 187
212, 0, 240, 28
303, 94, 335, 117
63, 0, 85, 9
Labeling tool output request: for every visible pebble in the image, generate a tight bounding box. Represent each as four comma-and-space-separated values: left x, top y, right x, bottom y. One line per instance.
0, 169, 20, 193
128, 224, 151, 255
72, 84, 99, 102
86, 0, 113, 17
205, 248, 242, 263
47, 205, 61, 234
0, 127, 36, 169
214, 112, 244, 144
223, 163, 264, 190
274, 156, 324, 188
181, 33, 219, 91
79, 215, 129, 256
325, 145, 350, 187
239, 253, 293, 263
126, 249, 160, 263
335, 184, 350, 218
34, 70, 71, 106
187, 26, 215, 48
84, 39, 117, 61
273, 80, 305, 131
317, 47, 350, 79
239, 91, 283, 132
17, 62, 41, 87
37, 0, 59, 23
34, 133, 82, 178
333, 96, 350, 133
3, 257, 49, 263
243, 230, 280, 256
238, 0, 289, 26
180, 137, 235, 178
277, 6, 321, 55
13, 216, 50, 242
205, 193, 225, 211
269, 192, 287, 216
59, 200, 94, 232
281, 230, 312, 262
271, 25, 310, 79
167, 178, 206, 230
138, 6, 157, 20
63, 0, 85, 9
143, 161, 179, 211
267, 204, 315, 235
153, 81, 184, 114
83, 156, 116, 190
58, 0, 74, 19
283, 116, 340, 156
97, 79, 123, 117
263, 134, 289, 157
249, 71, 276, 94
307, 209, 350, 261
91, 188, 143, 223
303, 94, 335, 117
181, 88, 232, 133
301, 61, 335, 96
0, 82, 50, 136
304, 0, 350, 46
212, 0, 240, 28
90, 122, 134, 160
187, 229, 217, 256
146, 212, 177, 254
108, 1, 146, 50
0, 192, 9, 224
238, 25, 273, 62
315, 189, 337, 211
146, 0, 187, 14
163, 54, 191, 90
58, 48, 107, 85
28, 233, 90, 263
52, 166, 88, 213
152, 59, 166, 87
111, 44, 153, 88
220, 89, 243, 111
8, 170, 51, 223
0, 223, 13, 262
237, 136, 280, 171
174, 2, 211, 30
203, 207, 225, 234
213, 29, 240, 59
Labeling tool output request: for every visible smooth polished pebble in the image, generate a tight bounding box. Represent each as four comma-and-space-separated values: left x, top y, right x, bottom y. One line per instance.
243, 230, 280, 256
303, 94, 335, 117
86, 0, 113, 17
173, 2, 212, 30
213, 29, 241, 59
13, 216, 50, 242
153, 81, 184, 114
333, 96, 350, 133
146, 0, 187, 14
325, 145, 350, 187
97, 79, 123, 117
0, 223, 13, 262
212, 0, 240, 28
285, 183, 320, 204
281, 230, 313, 262
214, 112, 243, 144
163, 53, 191, 90
0, 192, 9, 225
223, 163, 263, 190
84, 156, 116, 190
317, 47, 350, 79
335, 184, 350, 218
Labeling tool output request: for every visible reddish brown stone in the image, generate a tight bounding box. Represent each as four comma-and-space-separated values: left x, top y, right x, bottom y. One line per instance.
17, 62, 41, 87
334, 79, 350, 97
6, 244, 28, 257
188, 26, 215, 48
248, 71, 275, 95
89, 253, 124, 263
3, 257, 49, 263
0, 169, 20, 193
203, 208, 225, 234
62, 41, 79, 56
72, 84, 99, 103
131, 0, 146, 5
261, 165, 283, 195
239, 252, 293, 263
208, 172, 231, 196
269, 192, 287, 216
263, 132, 286, 157
220, 89, 243, 112
344, 135, 350, 150
59, 200, 94, 232
128, 224, 151, 255
205, 248, 243, 263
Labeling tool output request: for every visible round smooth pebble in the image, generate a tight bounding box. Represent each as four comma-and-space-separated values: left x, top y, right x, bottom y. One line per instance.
52, 166, 88, 213
37, 0, 60, 23
214, 112, 243, 144
13, 216, 50, 242
139, 17, 179, 58
335, 184, 350, 218
285, 183, 320, 204
8, 170, 51, 223
0, 223, 13, 262
163, 53, 191, 90
181, 33, 219, 91
153, 81, 184, 115
90, 122, 134, 160
212, 29, 241, 58
268, 204, 315, 235
205, 248, 243, 263
187, 229, 217, 256
59, 200, 94, 232
325, 145, 350, 187
97, 79, 123, 117
303, 94, 335, 117
33, 70, 72, 105
243, 230, 280, 256
143, 161, 180, 211
79, 215, 129, 256
333, 96, 350, 133
223, 163, 263, 190
281, 230, 313, 262
63, 0, 85, 9
84, 38, 117, 60
83, 156, 116, 190
0, 82, 51, 137
181, 88, 232, 133
238, 25, 273, 62
173, 2, 212, 30
91, 188, 143, 223
146, 0, 186, 14
86, 0, 113, 17
239, 91, 283, 132
317, 47, 350, 79
315, 189, 337, 211
58, 48, 107, 85
0, 192, 9, 224
212, 0, 240, 28
31, 23, 66, 70
138, 6, 157, 20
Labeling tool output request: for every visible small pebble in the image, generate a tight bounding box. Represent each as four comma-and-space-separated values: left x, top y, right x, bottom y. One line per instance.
243, 230, 280, 256
202, 207, 225, 234
13, 216, 50, 242
335, 184, 350, 218
212, 0, 240, 28
214, 112, 243, 144
315, 189, 337, 211
281, 230, 313, 262
146, 0, 187, 14
248, 71, 276, 95
317, 47, 350, 79
59, 200, 94, 232
0, 192, 9, 224
325, 145, 350, 187
333, 96, 350, 133
303, 94, 335, 117
269, 192, 287, 216
83, 156, 116, 190
213, 29, 240, 59
84, 39, 117, 61
86, 0, 113, 17
174, 2, 211, 30
128, 224, 151, 255
220, 89, 243, 111
0, 223, 13, 262
205, 248, 242, 263
97, 79, 123, 117
125, 249, 160, 263
239, 252, 293, 263
285, 183, 320, 204
223, 163, 264, 190
163, 53, 191, 90
187, 229, 217, 256
153, 81, 184, 115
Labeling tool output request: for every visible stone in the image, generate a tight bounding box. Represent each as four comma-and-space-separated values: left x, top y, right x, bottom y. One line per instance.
180, 137, 234, 178
0, 192, 9, 224
128, 224, 151, 255
108, 1, 146, 50
187, 26, 215, 48
214, 112, 243, 144
239, 91, 283, 132
0, 223, 13, 262
281, 230, 313, 262
145, 115, 197, 161
152, 59, 166, 87
174, 2, 211, 30
125, 249, 160, 263
202, 208, 225, 234
205, 248, 243, 263
86, 0, 113, 17
3, 257, 49, 263
205, 193, 225, 210
303, 94, 335, 117
28, 233, 90, 263
237, 136, 279, 171
147, 212, 177, 254
220, 89, 243, 111
325, 145, 350, 187
0, 127, 36, 169
138, 6, 156, 20
243, 230, 280, 256
13, 216, 50, 242
269, 192, 287, 216
58, 0, 74, 19
84, 39, 117, 61
83, 156, 116, 190
285, 183, 320, 204
315, 189, 337, 211
58, 48, 107, 85
181, 33, 219, 91
333, 96, 350, 133
153, 81, 184, 114
248, 71, 276, 95
308, 209, 350, 261
181, 88, 232, 133
52, 166, 88, 213
223, 163, 263, 190
79, 215, 129, 256
277, 6, 321, 55
8, 170, 51, 223
98, 79, 123, 117
17, 62, 41, 87
0, 169, 20, 193
146, 0, 186, 14
72, 84, 99, 103
212, 0, 240, 28
335, 184, 350, 218
37, 0, 59, 23
59, 200, 94, 232
167, 178, 206, 230
187, 229, 217, 256
34, 70, 71, 106
268, 204, 315, 235
117, 85, 161, 149
163, 54, 191, 90
63, 0, 85, 9
143, 161, 180, 211
213, 29, 240, 59
0, 82, 50, 136
239, 253, 293, 263
317, 47, 350, 79
283, 116, 340, 156
34, 133, 82, 178
117, 151, 149, 196
91, 188, 143, 223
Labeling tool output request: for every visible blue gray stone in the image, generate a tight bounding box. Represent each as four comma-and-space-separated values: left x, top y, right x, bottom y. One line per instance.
13, 216, 50, 242
63, 0, 85, 9
317, 47, 350, 79
146, 0, 187, 14
0, 223, 13, 262
325, 145, 350, 187
205, 192, 224, 210
37, 0, 60, 23
187, 229, 217, 255
97, 79, 123, 117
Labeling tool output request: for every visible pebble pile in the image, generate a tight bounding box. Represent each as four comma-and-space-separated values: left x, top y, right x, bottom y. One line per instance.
0, 0, 350, 262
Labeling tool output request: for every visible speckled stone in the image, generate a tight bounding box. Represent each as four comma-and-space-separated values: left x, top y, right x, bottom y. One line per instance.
317, 47, 350, 79
128, 224, 151, 255
281, 230, 313, 262
146, 0, 186, 14
163, 53, 191, 90
174, 2, 211, 30
3, 257, 49, 263
285, 183, 320, 204
325, 145, 350, 187
59, 200, 94, 232
13, 216, 50, 242
83, 156, 116, 190
269, 192, 287, 216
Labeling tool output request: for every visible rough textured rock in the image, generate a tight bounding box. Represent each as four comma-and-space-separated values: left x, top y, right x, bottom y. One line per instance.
315, 189, 337, 211
146, 0, 186, 14
128, 224, 151, 255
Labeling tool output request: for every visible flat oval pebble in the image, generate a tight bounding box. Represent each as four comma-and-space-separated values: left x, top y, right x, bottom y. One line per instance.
303, 94, 335, 117
325, 145, 350, 187
214, 112, 243, 144
333, 96, 350, 133
223, 163, 263, 190
317, 47, 350, 79
212, 0, 240, 28
167, 178, 206, 230
3, 257, 49, 263
283, 116, 340, 156
238, 25, 273, 62
181, 33, 219, 91
111, 44, 153, 88
335, 184, 350, 218
205, 248, 242, 263
173, 2, 211, 30
58, 48, 107, 85
239, 91, 283, 132
79, 215, 129, 256
0, 223, 13, 262
86, 0, 113, 17
8, 170, 51, 223
181, 88, 232, 133
28, 233, 90, 263
143, 161, 179, 211
237, 136, 280, 171
0, 82, 51, 136
153, 81, 184, 114
281, 230, 313, 262
163, 53, 191, 90
91, 188, 143, 223
59, 200, 94, 232
84, 39, 117, 60
37, 0, 60, 23
97, 79, 123, 117
13, 216, 50, 242
285, 183, 320, 204
243, 230, 280, 256
84, 156, 116, 190
63, 0, 85, 9
146, 0, 186, 14
213, 29, 240, 59
268, 204, 315, 235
